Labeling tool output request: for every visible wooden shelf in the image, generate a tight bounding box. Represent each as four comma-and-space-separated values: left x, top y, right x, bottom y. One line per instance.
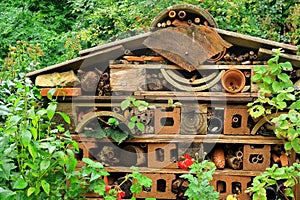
76, 163, 262, 177
74, 134, 283, 145
67, 93, 258, 103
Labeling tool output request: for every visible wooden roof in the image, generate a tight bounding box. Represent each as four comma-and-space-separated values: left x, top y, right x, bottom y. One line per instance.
26, 28, 299, 80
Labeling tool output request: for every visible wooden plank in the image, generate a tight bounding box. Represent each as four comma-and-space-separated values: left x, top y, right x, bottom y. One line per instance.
26, 45, 125, 79
103, 166, 262, 176
215, 28, 298, 53
79, 32, 151, 56
135, 91, 252, 97
110, 64, 257, 70
40, 88, 81, 97
75, 135, 283, 144
258, 48, 300, 68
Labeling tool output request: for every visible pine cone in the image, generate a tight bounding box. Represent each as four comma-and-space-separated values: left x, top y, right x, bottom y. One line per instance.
212, 147, 225, 169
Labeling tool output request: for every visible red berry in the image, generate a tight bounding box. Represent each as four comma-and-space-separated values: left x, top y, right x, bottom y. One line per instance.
119, 190, 126, 198
105, 185, 111, 193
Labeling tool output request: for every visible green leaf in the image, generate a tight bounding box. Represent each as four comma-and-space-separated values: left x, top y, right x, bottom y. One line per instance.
28, 143, 37, 160
290, 100, 300, 110
248, 105, 265, 118
121, 98, 130, 110
47, 102, 57, 121
41, 180, 50, 195
254, 65, 267, 74
109, 130, 128, 144
47, 88, 57, 101
251, 73, 263, 82
21, 129, 32, 147
136, 122, 145, 132
90, 172, 101, 182
278, 73, 290, 83
40, 160, 51, 171
131, 116, 137, 122
30, 127, 38, 140
82, 158, 94, 166
27, 187, 35, 197
128, 121, 135, 130
272, 81, 282, 93
284, 142, 293, 151
279, 61, 293, 71
168, 98, 173, 105
56, 112, 70, 124
0, 105, 11, 115
13, 178, 28, 189
285, 187, 294, 197
0, 187, 15, 199
262, 76, 273, 84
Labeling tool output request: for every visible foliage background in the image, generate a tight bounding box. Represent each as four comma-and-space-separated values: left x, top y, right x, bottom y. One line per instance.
0, 0, 299, 71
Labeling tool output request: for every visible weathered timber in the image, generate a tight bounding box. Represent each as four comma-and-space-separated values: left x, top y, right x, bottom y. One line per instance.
215, 28, 298, 54
258, 48, 300, 68
74, 135, 284, 145
110, 67, 146, 91
26, 45, 125, 80
143, 25, 232, 72
79, 32, 151, 56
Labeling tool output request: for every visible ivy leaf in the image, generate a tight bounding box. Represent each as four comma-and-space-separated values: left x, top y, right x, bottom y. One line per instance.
284, 142, 293, 151
291, 138, 300, 153
41, 180, 50, 195
253, 66, 267, 74
13, 178, 28, 189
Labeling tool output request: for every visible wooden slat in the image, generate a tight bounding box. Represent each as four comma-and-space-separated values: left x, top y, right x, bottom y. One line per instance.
101, 166, 262, 176
75, 135, 283, 145
26, 45, 125, 79
110, 64, 257, 70
258, 48, 300, 68
215, 28, 298, 53
79, 32, 151, 56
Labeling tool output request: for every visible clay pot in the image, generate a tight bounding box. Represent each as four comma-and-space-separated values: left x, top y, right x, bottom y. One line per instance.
221, 69, 246, 93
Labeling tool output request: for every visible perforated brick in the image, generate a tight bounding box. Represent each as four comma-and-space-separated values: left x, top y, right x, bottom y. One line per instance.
212, 174, 252, 200
224, 105, 250, 135
243, 144, 271, 171
148, 143, 178, 168
155, 107, 180, 134
136, 173, 176, 199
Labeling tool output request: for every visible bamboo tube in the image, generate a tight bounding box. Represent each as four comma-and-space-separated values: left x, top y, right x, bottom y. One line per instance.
168, 10, 176, 18
178, 10, 186, 19
194, 17, 201, 24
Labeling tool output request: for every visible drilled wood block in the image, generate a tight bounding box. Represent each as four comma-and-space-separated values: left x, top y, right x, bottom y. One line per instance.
223, 105, 250, 135
148, 143, 178, 168
136, 173, 176, 199
243, 144, 271, 171
178, 142, 203, 159
180, 104, 207, 135
110, 67, 146, 91
211, 174, 252, 200
155, 107, 180, 134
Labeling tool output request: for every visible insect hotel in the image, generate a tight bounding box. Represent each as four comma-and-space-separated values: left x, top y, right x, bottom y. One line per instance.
27, 4, 300, 200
